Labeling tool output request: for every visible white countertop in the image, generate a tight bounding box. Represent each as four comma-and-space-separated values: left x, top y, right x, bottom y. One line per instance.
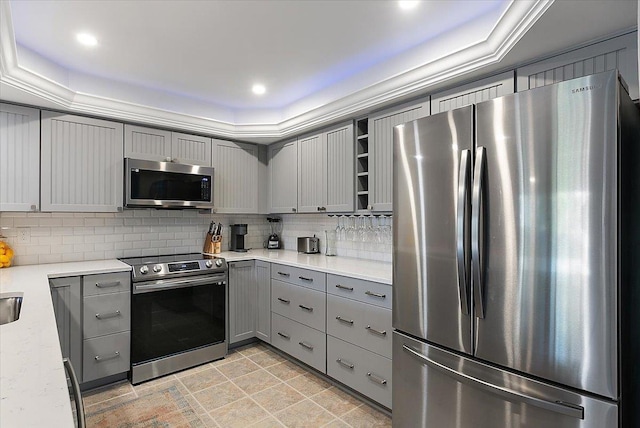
209, 249, 392, 285
0, 260, 131, 428
0, 252, 390, 427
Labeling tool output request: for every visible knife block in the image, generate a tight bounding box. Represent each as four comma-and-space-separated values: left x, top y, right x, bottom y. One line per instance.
203, 233, 221, 254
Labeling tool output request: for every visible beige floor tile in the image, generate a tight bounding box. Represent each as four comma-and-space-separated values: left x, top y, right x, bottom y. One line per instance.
217, 357, 262, 379
211, 397, 270, 428
286, 372, 331, 397
265, 361, 306, 381
248, 416, 286, 427
251, 383, 305, 413
199, 412, 221, 428
184, 393, 208, 415
232, 369, 281, 395
83, 391, 137, 414
236, 342, 268, 357
193, 381, 247, 411
341, 404, 392, 428
311, 387, 363, 416
212, 350, 244, 366
323, 419, 351, 428
274, 399, 335, 428
135, 377, 189, 397
248, 349, 286, 368
180, 367, 228, 393
83, 380, 134, 407
175, 362, 214, 377
132, 373, 177, 393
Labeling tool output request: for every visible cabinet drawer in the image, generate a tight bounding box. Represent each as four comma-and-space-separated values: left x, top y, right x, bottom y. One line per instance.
83, 292, 131, 339
272, 280, 326, 332
83, 331, 130, 382
271, 263, 326, 292
271, 313, 326, 373
327, 294, 391, 358
83, 272, 130, 296
327, 335, 392, 409
327, 274, 391, 309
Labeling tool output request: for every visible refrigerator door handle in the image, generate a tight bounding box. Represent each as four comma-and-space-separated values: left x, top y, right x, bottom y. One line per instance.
456, 149, 471, 315
472, 146, 486, 318
401, 344, 585, 420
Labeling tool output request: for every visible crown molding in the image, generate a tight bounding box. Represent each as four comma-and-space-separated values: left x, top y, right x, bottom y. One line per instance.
0, 0, 552, 143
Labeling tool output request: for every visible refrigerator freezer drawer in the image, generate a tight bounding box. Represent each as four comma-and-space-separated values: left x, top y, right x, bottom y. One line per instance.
393, 331, 618, 428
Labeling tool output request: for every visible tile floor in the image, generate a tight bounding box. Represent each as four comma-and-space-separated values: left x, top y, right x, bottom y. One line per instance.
83, 342, 392, 427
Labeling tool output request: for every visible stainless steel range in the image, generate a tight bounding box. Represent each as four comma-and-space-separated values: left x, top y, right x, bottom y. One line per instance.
119, 253, 228, 384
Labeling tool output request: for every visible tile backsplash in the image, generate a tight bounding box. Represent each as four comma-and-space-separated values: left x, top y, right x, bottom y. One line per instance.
0, 211, 392, 266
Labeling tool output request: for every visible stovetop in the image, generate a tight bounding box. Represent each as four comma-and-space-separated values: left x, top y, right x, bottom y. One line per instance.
120, 253, 227, 282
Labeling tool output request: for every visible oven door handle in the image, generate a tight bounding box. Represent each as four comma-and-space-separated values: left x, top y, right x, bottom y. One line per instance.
133, 276, 225, 294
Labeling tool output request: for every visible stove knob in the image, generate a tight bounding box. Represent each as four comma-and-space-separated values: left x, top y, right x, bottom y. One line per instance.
139, 265, 149, 274
153, 265, 162, 273
205, 260, 213, 268
215, 259, 223, 267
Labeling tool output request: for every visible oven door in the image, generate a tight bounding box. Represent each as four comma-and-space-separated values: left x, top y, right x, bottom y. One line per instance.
131, 275, 226, 366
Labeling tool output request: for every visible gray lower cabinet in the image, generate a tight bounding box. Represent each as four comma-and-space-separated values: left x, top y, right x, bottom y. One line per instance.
255, 260, 271, 343
271, 313, 326, 373
228, 260, 257, 344
271, 279, 326, 332
327, 335, 392, 409
50, 271, 131, 385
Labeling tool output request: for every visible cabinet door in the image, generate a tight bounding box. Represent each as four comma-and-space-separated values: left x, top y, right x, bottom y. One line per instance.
212, 139, 259, 213
124, 124, 172, 162
0, 104, 40, 211
431, 71, 515, 114
369, 99, 430, 212
268, 139, 298, 213
326, 123, 354, 212
41, 112, 124, 212
50, 277, 83, 382
171, 132, 212, 166
297, 133, 326, 213
255, 260, 271, 343
517, 32, 638, 100
228, 261, 256, 344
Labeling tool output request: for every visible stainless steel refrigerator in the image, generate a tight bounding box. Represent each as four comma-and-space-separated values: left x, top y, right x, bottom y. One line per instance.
392, 71, 640, 427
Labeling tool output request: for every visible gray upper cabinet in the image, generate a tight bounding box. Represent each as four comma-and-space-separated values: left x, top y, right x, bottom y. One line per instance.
255, 260, 271, 343
228, 260, 256, 344
268, 139, 298, 213
431, 71, 515, 115
124, 124, 212, 166
0, 103, 40, 212
297, 122, 354, 213
517, 32, 639, 100
369, 99, 430, 212
212, 139, 259, 213
41, 111, 124, 212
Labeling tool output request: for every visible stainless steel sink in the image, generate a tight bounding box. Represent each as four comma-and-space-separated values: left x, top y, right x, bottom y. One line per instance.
0, 293, 23, 325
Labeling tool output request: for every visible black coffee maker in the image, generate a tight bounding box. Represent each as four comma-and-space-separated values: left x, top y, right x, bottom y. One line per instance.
230, 224, 248, 252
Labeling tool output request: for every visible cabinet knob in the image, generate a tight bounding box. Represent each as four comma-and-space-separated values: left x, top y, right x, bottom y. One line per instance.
292, 208, 297, 212
165, 156, 172, 162
30, 204, 37, 211
367, 205, 373, 210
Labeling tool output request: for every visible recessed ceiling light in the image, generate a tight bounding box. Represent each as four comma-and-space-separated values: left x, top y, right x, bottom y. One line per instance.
252, 84, 266, 95
398, 1, 419, 11
76, 33, 97, 47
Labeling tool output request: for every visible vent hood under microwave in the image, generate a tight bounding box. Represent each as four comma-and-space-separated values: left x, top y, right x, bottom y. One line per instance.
124, 158, 215, 209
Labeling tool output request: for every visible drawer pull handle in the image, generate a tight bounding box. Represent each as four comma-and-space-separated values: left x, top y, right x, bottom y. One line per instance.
337, 358, 355, 369
277, 297, 291, 304
367, 372, 387, 385
95, 281, 121, 288
366, 325, 387, 336
365, 291, 386, 299
95, 310, 121, 320
277, 272, 291, 277
336, 316, 354, 325
335, 284, 354, 291
95, 351, 120, 362
299, 304, 313, 312
277, 332, 290, 340
299, 341, 314, 350
298, 276, 313, 282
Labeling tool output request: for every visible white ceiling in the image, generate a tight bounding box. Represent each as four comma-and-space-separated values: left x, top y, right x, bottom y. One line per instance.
0, 0, 637, 143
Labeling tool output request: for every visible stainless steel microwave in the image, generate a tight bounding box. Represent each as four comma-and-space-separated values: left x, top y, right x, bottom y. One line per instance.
124, 158, 214, 209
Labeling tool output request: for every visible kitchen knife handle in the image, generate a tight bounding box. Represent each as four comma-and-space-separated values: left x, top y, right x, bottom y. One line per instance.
471, 146, 486, 319
456, 149, 471, 315
402, 344, 584, 419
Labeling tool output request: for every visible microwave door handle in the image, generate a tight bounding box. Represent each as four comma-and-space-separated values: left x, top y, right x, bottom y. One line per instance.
456, 149, 471, 315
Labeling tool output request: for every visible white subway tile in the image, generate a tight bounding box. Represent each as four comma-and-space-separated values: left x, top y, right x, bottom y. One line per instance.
84, 218, 105, 227
115, 242, 133, 250
84, 235, 105, 244
63, 218, 85, 227
94, 242, 115, 251
73, 243, 95, 253
83, 251, 105, 261
38, 218, 64, 227
62, 253, 84, 262
62, 235, 84, 245
105, 234, 124, 243
124, 234, 142, 242
38, 254, 63, 264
